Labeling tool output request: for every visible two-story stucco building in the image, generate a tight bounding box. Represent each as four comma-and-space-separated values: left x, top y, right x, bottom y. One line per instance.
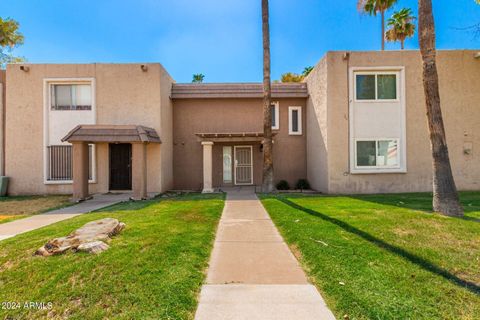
0, 50, 479, 199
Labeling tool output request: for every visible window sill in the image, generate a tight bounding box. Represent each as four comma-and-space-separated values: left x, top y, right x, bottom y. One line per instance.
44, 180, 97, 185
350, 168, 407, 174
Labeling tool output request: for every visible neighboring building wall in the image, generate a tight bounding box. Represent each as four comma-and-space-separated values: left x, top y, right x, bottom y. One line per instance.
0, 70, 5, 176
5, 63, 172, 195
314, 50, 480, 194
172, 98, 307, 190
305, 56, 329, 192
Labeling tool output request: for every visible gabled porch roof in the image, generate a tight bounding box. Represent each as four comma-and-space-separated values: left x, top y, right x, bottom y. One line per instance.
62, 125, 161, 143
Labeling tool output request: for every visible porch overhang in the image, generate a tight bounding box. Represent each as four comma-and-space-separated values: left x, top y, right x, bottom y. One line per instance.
61, 125, 161, 144
62, 125, 160, 202
195, 132, 277, 143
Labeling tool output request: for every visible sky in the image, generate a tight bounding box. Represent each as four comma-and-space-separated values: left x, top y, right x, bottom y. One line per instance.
1, 0, 479, 82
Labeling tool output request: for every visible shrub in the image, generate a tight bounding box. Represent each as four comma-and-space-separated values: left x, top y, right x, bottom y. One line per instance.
276, 180, 290, 190
295, 179, 310, 190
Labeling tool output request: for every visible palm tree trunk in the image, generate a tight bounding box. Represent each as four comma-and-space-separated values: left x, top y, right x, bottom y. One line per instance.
418, 0, 463, 216
401, 40, 404, 50
381, 9, 385, 50
262, 0, 274, 192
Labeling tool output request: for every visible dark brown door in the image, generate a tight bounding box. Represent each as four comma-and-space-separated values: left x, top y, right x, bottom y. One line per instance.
109, 143, 132, 190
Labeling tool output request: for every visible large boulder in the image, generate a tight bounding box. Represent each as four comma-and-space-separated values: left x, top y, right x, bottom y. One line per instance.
35, 218, 125, 256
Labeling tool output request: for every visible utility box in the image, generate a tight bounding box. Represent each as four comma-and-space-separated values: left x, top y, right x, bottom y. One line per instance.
0, 176, 9, 197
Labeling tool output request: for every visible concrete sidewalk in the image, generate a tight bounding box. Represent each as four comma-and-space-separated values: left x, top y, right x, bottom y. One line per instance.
195, 187, 336, 320
0, 193, 131, 241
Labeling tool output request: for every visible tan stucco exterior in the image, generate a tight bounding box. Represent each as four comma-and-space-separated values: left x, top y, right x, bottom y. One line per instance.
172, 98, 307, 191
306, 50, 480, 194
5, 63, 174, 195
2, 50, 479, 196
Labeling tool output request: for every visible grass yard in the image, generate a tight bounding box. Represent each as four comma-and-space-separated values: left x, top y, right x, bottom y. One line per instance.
0, 193, 224, 319
260, 191, 480, 320
0, 195, 72, 224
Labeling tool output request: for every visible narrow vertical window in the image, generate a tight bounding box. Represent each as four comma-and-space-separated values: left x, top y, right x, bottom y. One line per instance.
223, 146, 232, 183
271, 102, 279, 130
288, 106, 302, 135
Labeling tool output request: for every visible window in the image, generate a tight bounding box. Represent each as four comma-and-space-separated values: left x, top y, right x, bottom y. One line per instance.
271, 102, 279, 130
46, 145, 94, 181
356, 139, 399, 168
51, 84, 92, 110
223, 146, 232, 183
355, 73, 397, 101
288, 106, 302, 135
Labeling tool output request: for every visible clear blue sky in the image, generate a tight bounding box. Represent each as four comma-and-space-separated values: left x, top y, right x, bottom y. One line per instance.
1, 0, 479, 82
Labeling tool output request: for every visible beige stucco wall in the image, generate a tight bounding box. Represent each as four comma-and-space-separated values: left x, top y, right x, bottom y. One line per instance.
5, 63, 174, 195
172, 98, 307, 190
0, 70, 5, 176
309, 50, 480, 194
305, 57, 329, 192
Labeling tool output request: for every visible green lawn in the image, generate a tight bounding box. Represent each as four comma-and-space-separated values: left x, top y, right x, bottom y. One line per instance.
0, 195, 72, 224
0, 193, 224, 320
260, 191, 480, 320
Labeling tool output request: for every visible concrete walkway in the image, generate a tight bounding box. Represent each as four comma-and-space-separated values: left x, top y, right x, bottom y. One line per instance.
195, 187, 336, 320
0, 193, 131, 241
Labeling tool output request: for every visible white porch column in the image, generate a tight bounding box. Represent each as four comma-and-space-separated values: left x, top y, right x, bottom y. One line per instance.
202, 141, 214, 193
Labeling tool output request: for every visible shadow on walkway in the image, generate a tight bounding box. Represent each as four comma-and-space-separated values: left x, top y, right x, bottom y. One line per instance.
278, 197, 480, 296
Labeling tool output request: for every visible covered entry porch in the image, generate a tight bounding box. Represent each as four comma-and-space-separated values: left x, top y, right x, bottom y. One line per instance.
62, 125, 161, 202
196, 132, 275, 193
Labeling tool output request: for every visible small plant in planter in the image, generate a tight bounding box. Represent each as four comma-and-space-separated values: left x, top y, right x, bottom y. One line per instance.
276, 180, 290, 190
295, 179, 310, 191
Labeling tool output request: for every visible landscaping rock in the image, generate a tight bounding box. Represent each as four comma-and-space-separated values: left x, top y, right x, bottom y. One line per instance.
35, 218, 125, 256
76, 241, 110, 254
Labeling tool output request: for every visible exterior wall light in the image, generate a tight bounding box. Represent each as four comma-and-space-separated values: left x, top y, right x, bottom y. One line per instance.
141, 65, 148, 72
20, 65, 30, 72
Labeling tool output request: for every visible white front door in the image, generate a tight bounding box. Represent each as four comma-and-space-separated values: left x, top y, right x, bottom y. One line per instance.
234, 146, 253, 185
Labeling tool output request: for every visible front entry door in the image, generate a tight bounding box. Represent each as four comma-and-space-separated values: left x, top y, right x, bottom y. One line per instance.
234, 146, 253, 185
109, 143, 132, 190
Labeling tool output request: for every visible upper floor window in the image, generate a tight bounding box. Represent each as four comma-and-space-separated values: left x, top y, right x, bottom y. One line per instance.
51, 84, 92, 110
355, 73, 397, 101
288, 106, 302, 135
271, 101, 279, 130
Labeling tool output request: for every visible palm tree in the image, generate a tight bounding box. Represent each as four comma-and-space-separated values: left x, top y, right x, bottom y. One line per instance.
386, 8, 416, 49
0, 17, 25, 67
262, 0, 274, 192
358, 0, 398, 50
192, 74, 205, 83
418, 0, 463, 216
302, 66, 313, 77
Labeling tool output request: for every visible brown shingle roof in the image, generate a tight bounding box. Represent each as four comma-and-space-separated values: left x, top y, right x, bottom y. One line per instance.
171, 83, 308, 99
62, 125, 161, 143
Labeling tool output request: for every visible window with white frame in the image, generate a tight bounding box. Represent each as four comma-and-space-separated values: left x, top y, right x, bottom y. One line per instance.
355, 139, 399, 168
355, 72, 397, 101
271, 102, 279, 130
288, 106, 302, 135
51, 84, 92, 110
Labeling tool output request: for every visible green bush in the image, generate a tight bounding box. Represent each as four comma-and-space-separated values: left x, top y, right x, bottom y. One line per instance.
276, 180, 290, 190
295, 179, 310, 190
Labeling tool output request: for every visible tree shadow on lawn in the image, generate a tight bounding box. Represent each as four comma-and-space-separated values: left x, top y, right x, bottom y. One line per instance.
349, 192, 480, 223
278, 197, 480, 296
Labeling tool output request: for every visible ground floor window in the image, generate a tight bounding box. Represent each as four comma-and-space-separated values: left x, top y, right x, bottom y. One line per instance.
46, 145, 94, 181
356, 139, 399, 168
223, 146, 232, 183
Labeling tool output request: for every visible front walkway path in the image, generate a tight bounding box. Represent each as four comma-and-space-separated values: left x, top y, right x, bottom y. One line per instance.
0, 193, 131, 241
195, 187, 336, 320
